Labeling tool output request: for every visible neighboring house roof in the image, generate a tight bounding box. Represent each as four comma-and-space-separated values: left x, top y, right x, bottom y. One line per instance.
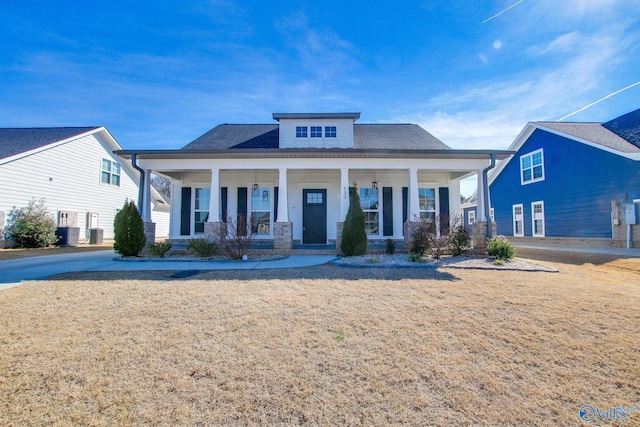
0, 127, 100, 160
487, 108, 640, 187
602, 107, 640, 148
535, 122, 640, 154
182, 123, 451, 151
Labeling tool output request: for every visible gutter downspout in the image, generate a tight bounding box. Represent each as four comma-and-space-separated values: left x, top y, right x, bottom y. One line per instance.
482, 153, 497, 239
130, 153, 145, 212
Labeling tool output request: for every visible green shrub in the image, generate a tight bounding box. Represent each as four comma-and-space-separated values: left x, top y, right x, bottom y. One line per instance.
187, 237, 219, 258
408, 253, 423, 263
449, 215, 471, 256
409, 219, 433, 255
340, 185, 367, 257
5, 199, 58, 248
486, 235, 515, 260
385, 239, 396, 255
149, 240, 172, 258
113, 200, 146, 257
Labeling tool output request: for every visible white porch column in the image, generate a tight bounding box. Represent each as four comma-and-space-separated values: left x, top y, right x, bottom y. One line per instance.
476, 171, 486, 222
340, 168, 349, 221
277, 168, 289, 222
409, 168, 420, 221
208, 168, 220, 222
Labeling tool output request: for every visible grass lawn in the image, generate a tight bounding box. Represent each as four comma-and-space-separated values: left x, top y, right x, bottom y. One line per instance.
0, 251, 639, 425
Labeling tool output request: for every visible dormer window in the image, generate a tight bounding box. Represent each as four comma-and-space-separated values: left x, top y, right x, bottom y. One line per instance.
325, 126, 336, 138
296, 126, 308, 138
310, 126, 322, 138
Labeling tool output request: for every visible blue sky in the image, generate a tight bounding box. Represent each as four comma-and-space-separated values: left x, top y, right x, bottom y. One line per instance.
1, 1, 639, 194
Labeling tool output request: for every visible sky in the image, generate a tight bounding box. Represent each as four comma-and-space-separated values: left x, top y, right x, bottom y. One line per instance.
1, 0, 639, 195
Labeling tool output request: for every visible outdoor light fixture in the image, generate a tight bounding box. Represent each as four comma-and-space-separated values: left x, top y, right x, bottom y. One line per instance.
253, 171, 259, 196
372, 170, 378, 189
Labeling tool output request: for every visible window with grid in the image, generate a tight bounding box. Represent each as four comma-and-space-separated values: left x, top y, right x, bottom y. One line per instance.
468, 210, 476, 225
101, 159, 121, 186
251, 187, 271, 235
359, 187, 379, 235
531, 201, 545, 236
419, 188, 436, 233
324, 126, 336, 137
296, 126, 308, 138
310, 126, 322, 138
520, 149, 544, 184
513, 204, 524, 236
194, 188, 210, 234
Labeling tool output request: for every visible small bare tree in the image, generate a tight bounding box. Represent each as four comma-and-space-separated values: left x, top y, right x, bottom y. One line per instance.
217, 215, 256, 260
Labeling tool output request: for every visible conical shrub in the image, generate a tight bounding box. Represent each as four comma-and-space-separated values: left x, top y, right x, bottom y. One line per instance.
113, 200, 146, 257
340, 185, 368, 256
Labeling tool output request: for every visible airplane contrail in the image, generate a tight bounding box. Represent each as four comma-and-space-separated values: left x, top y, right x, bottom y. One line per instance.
483, 0, 525, 24
557, 80, 640, 121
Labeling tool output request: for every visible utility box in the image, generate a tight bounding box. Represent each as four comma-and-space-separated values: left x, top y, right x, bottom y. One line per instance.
56, 227, 80, 247
626, 204, 638, 225
89, 228, 104, 245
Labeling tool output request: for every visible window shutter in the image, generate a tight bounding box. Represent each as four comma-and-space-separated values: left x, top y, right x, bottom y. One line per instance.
221, 187, 228, 223
180, 187, 191, 236
383, 187, 393, 236
439, 187, 450, 234
237, 187, 247, 235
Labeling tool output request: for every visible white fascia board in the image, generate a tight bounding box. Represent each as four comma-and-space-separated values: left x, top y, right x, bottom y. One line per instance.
137, 156, 494, 172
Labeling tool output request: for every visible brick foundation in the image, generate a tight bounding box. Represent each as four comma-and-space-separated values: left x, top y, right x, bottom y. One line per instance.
274, 222, 293, 252
143, 222, 156, 251
471, 221, 497, 250
204, 221, 224, 239
336, 222, 344, 255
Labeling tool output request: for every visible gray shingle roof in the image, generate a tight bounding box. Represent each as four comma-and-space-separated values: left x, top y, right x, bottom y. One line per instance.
182, 123, 451, 151
0, 127, 100, 160
534, 122, 640, 154
602, 108, 640, 148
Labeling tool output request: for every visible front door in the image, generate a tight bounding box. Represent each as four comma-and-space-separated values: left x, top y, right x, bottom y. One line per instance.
303, 189, 327, 244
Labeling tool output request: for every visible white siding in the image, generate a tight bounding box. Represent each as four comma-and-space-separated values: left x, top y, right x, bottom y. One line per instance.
279, 118, 354, 149
0, 133, 138, 241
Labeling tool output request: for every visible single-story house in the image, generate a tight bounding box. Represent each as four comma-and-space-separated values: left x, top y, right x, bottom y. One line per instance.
115, 113, 512, 252
0, 127, 169, 245
465, 108, 640, 248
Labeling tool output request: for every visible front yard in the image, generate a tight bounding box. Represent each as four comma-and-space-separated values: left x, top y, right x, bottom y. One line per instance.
1, 252, 639, 425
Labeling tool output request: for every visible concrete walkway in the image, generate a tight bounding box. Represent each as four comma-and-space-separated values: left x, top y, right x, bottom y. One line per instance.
0, 250, 338, 289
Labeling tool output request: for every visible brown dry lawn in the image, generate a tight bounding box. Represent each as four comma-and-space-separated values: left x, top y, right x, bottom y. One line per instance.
1, 250, 639, 425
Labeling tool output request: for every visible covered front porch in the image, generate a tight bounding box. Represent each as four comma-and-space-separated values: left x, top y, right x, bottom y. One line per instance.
122, 152, 504, 254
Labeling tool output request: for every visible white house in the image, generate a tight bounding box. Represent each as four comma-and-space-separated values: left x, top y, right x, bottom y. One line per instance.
116, 113, 512, 251
0, 127, 169, 245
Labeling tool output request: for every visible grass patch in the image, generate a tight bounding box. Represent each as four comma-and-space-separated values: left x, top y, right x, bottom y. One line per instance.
1, 261, 639, 425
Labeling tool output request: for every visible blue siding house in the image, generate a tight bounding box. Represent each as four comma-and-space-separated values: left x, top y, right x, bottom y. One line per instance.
487, 108, 640, 245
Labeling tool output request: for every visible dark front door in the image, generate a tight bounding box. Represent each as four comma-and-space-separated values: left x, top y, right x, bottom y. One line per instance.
303, 189, 327, 244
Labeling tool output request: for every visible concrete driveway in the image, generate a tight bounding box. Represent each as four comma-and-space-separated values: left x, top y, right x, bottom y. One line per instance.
0, 250, 338, 289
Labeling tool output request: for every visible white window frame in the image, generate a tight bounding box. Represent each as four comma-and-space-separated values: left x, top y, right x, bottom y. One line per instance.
512, 204, 524, 237
520, 148, 545, 185
467, 210, 476, 225
251, 185, 272, 236
360, 187, 380, 235
101, 158, 121, 186
194, 187, 210, 234
418, 187, 437, 234
296, 126, 308, 138
531, 201, 545, 237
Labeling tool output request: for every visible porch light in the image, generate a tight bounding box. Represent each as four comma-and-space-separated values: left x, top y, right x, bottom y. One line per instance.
372, 170, 378, 189
253, 183, 259, 196
253, 170, 259, 196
